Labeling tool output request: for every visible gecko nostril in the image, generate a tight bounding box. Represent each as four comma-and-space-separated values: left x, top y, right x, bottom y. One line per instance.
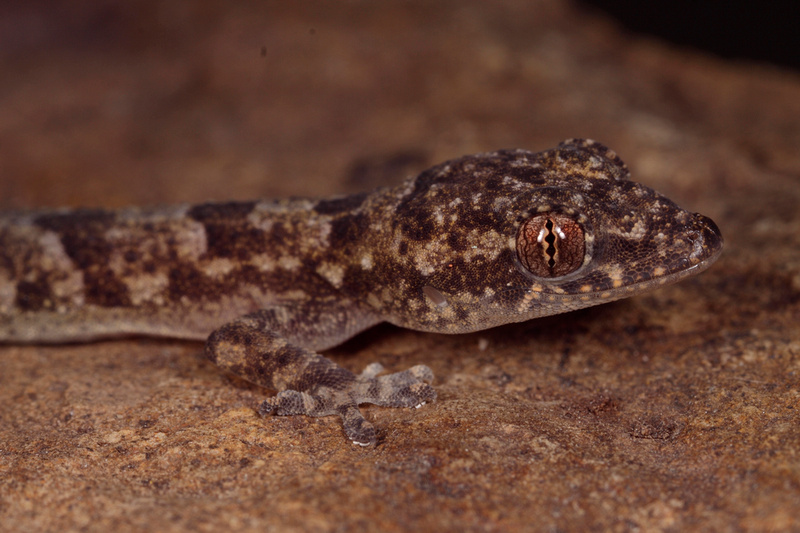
685, 213, 724, 262
694, 213, 724, 249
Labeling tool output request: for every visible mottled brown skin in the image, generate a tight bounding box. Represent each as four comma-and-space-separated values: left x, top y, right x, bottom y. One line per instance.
0, 140, 723, 445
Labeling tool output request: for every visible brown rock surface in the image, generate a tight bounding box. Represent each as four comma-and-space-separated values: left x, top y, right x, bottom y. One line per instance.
1, 1, 798, 531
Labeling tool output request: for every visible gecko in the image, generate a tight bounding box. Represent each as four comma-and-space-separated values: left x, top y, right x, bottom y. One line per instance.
0, 139, 723, 446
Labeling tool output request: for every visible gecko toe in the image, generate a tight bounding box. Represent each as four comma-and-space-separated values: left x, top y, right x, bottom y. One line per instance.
359, 362, 385, 379
365, 373, 437, 408
259, 390, 377, 445
408, 382, 437, 406
407, 364, 434, 383
339, 405, 377, 446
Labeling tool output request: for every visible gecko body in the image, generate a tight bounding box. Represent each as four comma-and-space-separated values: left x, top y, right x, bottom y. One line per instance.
0, 140, 723, 445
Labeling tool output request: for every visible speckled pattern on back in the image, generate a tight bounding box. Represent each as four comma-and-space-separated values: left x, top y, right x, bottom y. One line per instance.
0, 139, 723, 445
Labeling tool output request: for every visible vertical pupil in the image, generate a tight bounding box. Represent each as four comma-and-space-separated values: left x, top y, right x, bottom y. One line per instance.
544, 219, 557, 268
517, 213, 585, 279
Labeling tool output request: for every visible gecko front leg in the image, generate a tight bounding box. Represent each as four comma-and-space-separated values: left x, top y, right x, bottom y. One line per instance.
205, 310, 436, 446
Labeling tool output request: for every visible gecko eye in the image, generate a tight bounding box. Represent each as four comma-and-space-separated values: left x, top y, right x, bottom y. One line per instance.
516, 213, 585, 277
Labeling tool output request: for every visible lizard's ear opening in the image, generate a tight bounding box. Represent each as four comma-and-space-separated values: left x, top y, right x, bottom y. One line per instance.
516, 213, 585, 278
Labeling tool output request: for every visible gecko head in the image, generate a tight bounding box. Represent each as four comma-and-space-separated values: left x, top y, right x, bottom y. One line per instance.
387, 139, 723, 333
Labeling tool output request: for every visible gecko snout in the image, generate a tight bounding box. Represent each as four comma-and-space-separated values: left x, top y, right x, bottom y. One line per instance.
688, 213, 723, 263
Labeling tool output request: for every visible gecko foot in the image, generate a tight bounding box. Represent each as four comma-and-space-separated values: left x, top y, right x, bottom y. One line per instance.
258, 364, 436, 446
359, 364, 436, 408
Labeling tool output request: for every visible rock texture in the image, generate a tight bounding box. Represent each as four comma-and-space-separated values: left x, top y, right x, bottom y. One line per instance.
1, 1, 799, 531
